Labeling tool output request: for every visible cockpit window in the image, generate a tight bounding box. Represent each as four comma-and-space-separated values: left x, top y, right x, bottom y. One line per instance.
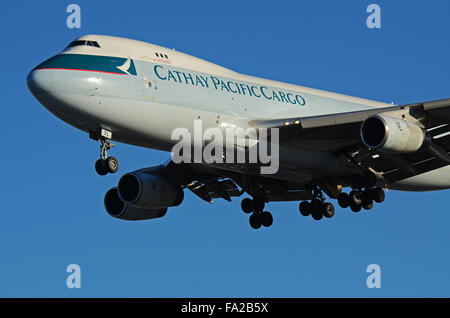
87, 41, 101, 47
68, 40, 85, 47
67, 40, 101, 48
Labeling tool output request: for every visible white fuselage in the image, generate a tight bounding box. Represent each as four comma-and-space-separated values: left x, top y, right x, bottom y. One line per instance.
27, 35, 450, 191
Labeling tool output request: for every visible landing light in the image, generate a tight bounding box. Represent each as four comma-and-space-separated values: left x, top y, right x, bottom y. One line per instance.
87, 77, 102, 84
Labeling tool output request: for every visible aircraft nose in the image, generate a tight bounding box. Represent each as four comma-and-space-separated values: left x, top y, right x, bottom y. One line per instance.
27, 68, 52, 96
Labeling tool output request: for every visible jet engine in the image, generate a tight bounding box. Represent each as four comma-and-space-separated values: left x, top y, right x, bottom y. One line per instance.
103, 169, 184, 221
117, 171, 184, 209
104, 187, 167, 221
360, 114, 425, 153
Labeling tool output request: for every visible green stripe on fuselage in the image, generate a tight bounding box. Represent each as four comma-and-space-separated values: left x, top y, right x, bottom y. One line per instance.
34, 54, 137, 75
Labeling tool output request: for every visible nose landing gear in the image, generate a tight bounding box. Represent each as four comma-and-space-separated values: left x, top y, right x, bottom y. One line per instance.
94, 137, 119, 176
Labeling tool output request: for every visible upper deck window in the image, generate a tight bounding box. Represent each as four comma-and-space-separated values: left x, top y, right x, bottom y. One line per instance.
67, 40, 101, 48
155, 52, 169, 59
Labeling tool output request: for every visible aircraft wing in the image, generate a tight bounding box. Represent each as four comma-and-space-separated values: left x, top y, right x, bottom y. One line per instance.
162, 98, 450, 204
249, 98, 450, 184
250, 98, 450, 131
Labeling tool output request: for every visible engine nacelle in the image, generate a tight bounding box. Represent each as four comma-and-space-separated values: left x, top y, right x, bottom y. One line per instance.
117, 171, 184, 209
104, 188, 167, 221
360, 115, 425, 153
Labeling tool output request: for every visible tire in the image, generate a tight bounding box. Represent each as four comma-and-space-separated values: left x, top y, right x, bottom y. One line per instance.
337, 192, 350, 208
350, 202, 361, 213
310, 201, 323, 220
323, 203, 335, 218
261, 211, 273, 227
312, 209, 323, 220
311, 198, 323, 220
253, 196, 265, 212
372, 188, 385, 203
249, 213, 262, 229
361, 190, 374, 210
241, 198, 254, 214
362, 200, 374, 210
106, 156, 119, 173
95, 159, 108, 176
299, 201, 311, 216
311, 198, 322, 211
349, 190, 362, 206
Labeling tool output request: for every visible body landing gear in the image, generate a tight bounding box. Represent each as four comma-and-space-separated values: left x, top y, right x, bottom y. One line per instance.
241, 196, 273, 230
299, 187, 335, 221
337, 173, 386, 213
95, 136, 119, 176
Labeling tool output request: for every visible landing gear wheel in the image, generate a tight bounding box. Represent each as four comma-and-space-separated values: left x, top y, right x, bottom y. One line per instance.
361, 190, 374, 210
362, 200, 374, 210
241, 198, 254, 214
372, 188, 385, 203
249, 213, 262, 229
311, 198, 322, 212
349, 190, 362, 206
311, 200, 324, 220
299, 201, 311, 216
261, 211, 273, 227
337, 193, 350, 208
106, 156, 119, 173
312, 208, 323, 220
350, 202, 361, 213
95, 159, 108, 176
323, 202, 335, 218
253, 196, 265, 212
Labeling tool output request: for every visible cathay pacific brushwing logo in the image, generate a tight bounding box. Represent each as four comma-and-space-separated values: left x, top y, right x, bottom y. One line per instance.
117, 57, 137, 75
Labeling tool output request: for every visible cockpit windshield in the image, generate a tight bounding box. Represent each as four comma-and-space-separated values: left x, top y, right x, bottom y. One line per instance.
67, 40, 101, 48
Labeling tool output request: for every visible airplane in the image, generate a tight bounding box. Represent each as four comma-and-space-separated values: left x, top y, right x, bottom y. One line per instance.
27, 35, 450, 229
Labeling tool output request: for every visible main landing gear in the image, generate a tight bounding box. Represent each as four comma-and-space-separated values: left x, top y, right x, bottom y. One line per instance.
298, 187, 335, 221
337, 187, 385, 212
239, 173, 386, 227
336, 174, 385, 213
241, 196, 273, 230
95, 137, 119, 176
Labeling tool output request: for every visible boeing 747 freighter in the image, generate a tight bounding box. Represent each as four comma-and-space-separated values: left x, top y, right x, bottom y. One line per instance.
27, 35, 450, 229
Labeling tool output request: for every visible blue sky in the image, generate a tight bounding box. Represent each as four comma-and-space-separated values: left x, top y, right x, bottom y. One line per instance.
0, 0, 449, 297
